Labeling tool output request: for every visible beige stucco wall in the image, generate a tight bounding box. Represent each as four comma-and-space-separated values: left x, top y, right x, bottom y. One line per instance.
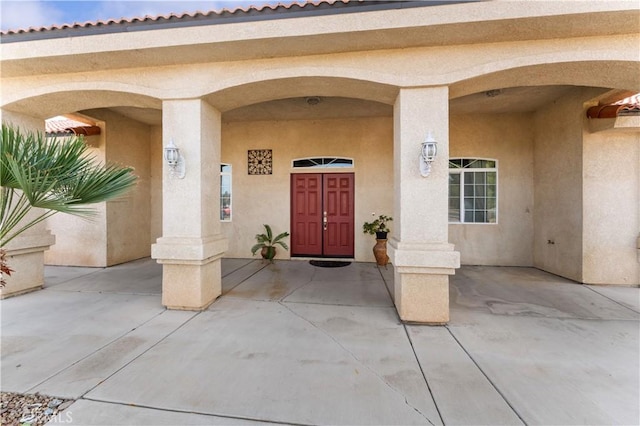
1, 1, 638, 290
2, 34, 638, 121
3, 0, 634, 76
532, 91, 586, 281
149, 125, 163, 245
1, 110, 43, 133
449, 113, 535, 266
45, 110, 152, 266
583, 128, 640, 285
220, 116, 393, 261
533, 88, 640, 285
44, 127, 108, 266
98, 109, 152, 265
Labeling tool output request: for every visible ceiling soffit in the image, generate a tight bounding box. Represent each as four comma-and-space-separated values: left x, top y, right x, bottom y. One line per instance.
223, 96, 392, 122
205, 77, 399, 112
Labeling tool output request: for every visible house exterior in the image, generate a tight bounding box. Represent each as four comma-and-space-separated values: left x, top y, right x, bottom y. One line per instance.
1, 0, 638, 323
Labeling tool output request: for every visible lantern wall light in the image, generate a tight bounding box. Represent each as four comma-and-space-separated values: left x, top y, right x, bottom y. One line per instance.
164, 139, 186, 179
420, 130, 438, 177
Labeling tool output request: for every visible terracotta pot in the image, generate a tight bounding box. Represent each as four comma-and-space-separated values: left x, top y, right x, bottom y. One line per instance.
261, 246, 276, 261
373, 239, 389, 267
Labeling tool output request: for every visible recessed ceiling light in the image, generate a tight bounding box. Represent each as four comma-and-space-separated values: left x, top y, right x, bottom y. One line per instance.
305, 96, 322, 106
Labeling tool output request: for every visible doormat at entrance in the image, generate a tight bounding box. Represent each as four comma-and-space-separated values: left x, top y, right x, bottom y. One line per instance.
309, 260, 351, 268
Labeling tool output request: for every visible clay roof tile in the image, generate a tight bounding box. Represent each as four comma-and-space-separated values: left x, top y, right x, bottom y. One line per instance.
587, 93, 640, 119
1, 0, 358, 35
45, 117, 101, 136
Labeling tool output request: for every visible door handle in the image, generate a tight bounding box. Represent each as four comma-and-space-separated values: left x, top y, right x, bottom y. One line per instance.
323, 211, 328, 231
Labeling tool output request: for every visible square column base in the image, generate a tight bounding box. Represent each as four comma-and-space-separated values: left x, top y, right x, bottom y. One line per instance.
160, 259, 221, 310
394, 271, 449, 324
152, 235, 228, 311
389, 240, 459, 324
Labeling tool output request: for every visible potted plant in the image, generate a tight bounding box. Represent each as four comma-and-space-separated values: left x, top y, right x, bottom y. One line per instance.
251, 224, 290, 262
363, 214, 392, 267
363, 214, 393, 240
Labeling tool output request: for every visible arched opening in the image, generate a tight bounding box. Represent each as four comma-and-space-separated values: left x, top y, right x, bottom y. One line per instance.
447, 74, 639, 285
203, 77, 396, 265
2, 90, 163, 268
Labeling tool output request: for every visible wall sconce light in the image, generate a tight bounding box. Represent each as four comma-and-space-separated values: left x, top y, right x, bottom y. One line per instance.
164, 139, 185, 179
420, 131, 438, 177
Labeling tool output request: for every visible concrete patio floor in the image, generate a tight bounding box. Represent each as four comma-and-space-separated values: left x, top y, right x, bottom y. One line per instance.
1, 258, 638, 425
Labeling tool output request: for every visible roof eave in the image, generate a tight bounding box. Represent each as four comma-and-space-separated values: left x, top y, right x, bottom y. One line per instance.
1, 1, 470, 43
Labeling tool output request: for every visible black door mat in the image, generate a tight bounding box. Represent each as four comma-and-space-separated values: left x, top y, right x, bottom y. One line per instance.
309, 260, 351, 268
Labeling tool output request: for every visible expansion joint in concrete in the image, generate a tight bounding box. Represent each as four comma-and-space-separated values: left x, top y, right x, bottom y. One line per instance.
402, 324, 444, 426
583, 285, 640, 315
279, 302, 437, 425
25, 308, 171, 396
79, 397, 314, 426
444, 325, 528, 426
276, 266, 317, 302
80, 310, 200, 399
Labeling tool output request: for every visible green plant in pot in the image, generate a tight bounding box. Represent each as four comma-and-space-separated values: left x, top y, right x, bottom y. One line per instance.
363, 214, 393, 267
363, 214, 393, 240
251, 224, 290, 262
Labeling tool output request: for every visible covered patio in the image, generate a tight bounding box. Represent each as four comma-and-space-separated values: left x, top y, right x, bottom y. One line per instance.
2, 0, 638, 328
1, 259, 638, 425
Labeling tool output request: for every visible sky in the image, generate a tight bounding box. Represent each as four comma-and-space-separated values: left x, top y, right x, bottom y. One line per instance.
0, 0, 282, 32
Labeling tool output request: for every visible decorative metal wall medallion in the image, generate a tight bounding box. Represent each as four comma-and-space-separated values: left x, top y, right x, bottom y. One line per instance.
248, 149, 273, 175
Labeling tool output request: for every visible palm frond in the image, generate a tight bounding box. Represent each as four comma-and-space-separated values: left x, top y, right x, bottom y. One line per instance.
251, 243, 264, 256
271, 232, 290, 249
0, 124, 138, 247
263, 224, 273, 241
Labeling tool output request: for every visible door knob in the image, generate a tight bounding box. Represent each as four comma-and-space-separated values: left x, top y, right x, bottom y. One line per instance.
323, 211, 328, 231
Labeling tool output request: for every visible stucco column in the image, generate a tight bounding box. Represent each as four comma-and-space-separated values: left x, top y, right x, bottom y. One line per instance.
389, 87, 460, 324
0, 109, 55, 298
151, 99, 228, 310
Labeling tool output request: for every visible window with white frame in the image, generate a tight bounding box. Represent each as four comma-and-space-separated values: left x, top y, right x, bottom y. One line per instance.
449, 158, 497, 223
292, 157, 354, 168
220, 164, 232, 221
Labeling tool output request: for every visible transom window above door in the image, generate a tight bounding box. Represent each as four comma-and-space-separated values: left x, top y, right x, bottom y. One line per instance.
292, 157, 354, 168
449, 158, 498, 224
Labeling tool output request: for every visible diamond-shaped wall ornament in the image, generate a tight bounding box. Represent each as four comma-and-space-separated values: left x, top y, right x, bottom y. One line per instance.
248, 149, 273, 175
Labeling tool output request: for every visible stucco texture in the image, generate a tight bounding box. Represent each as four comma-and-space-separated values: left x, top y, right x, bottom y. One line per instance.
220, 116, 393, 262
44, 109, 152, 267
449, 113, 534, 266
1, 0, 638, 310
583, 127, 640, 285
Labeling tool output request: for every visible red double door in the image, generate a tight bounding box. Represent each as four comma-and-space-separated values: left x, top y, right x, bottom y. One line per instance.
291, 173, 354, 258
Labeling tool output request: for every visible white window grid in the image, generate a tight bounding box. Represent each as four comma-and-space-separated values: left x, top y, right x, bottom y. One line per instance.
448, 158, 498, 224
292, 157, 354, 168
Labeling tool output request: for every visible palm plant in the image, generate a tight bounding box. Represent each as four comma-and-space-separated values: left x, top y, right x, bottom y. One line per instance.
251, 224, 289, 262
0, 124, 138, 285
